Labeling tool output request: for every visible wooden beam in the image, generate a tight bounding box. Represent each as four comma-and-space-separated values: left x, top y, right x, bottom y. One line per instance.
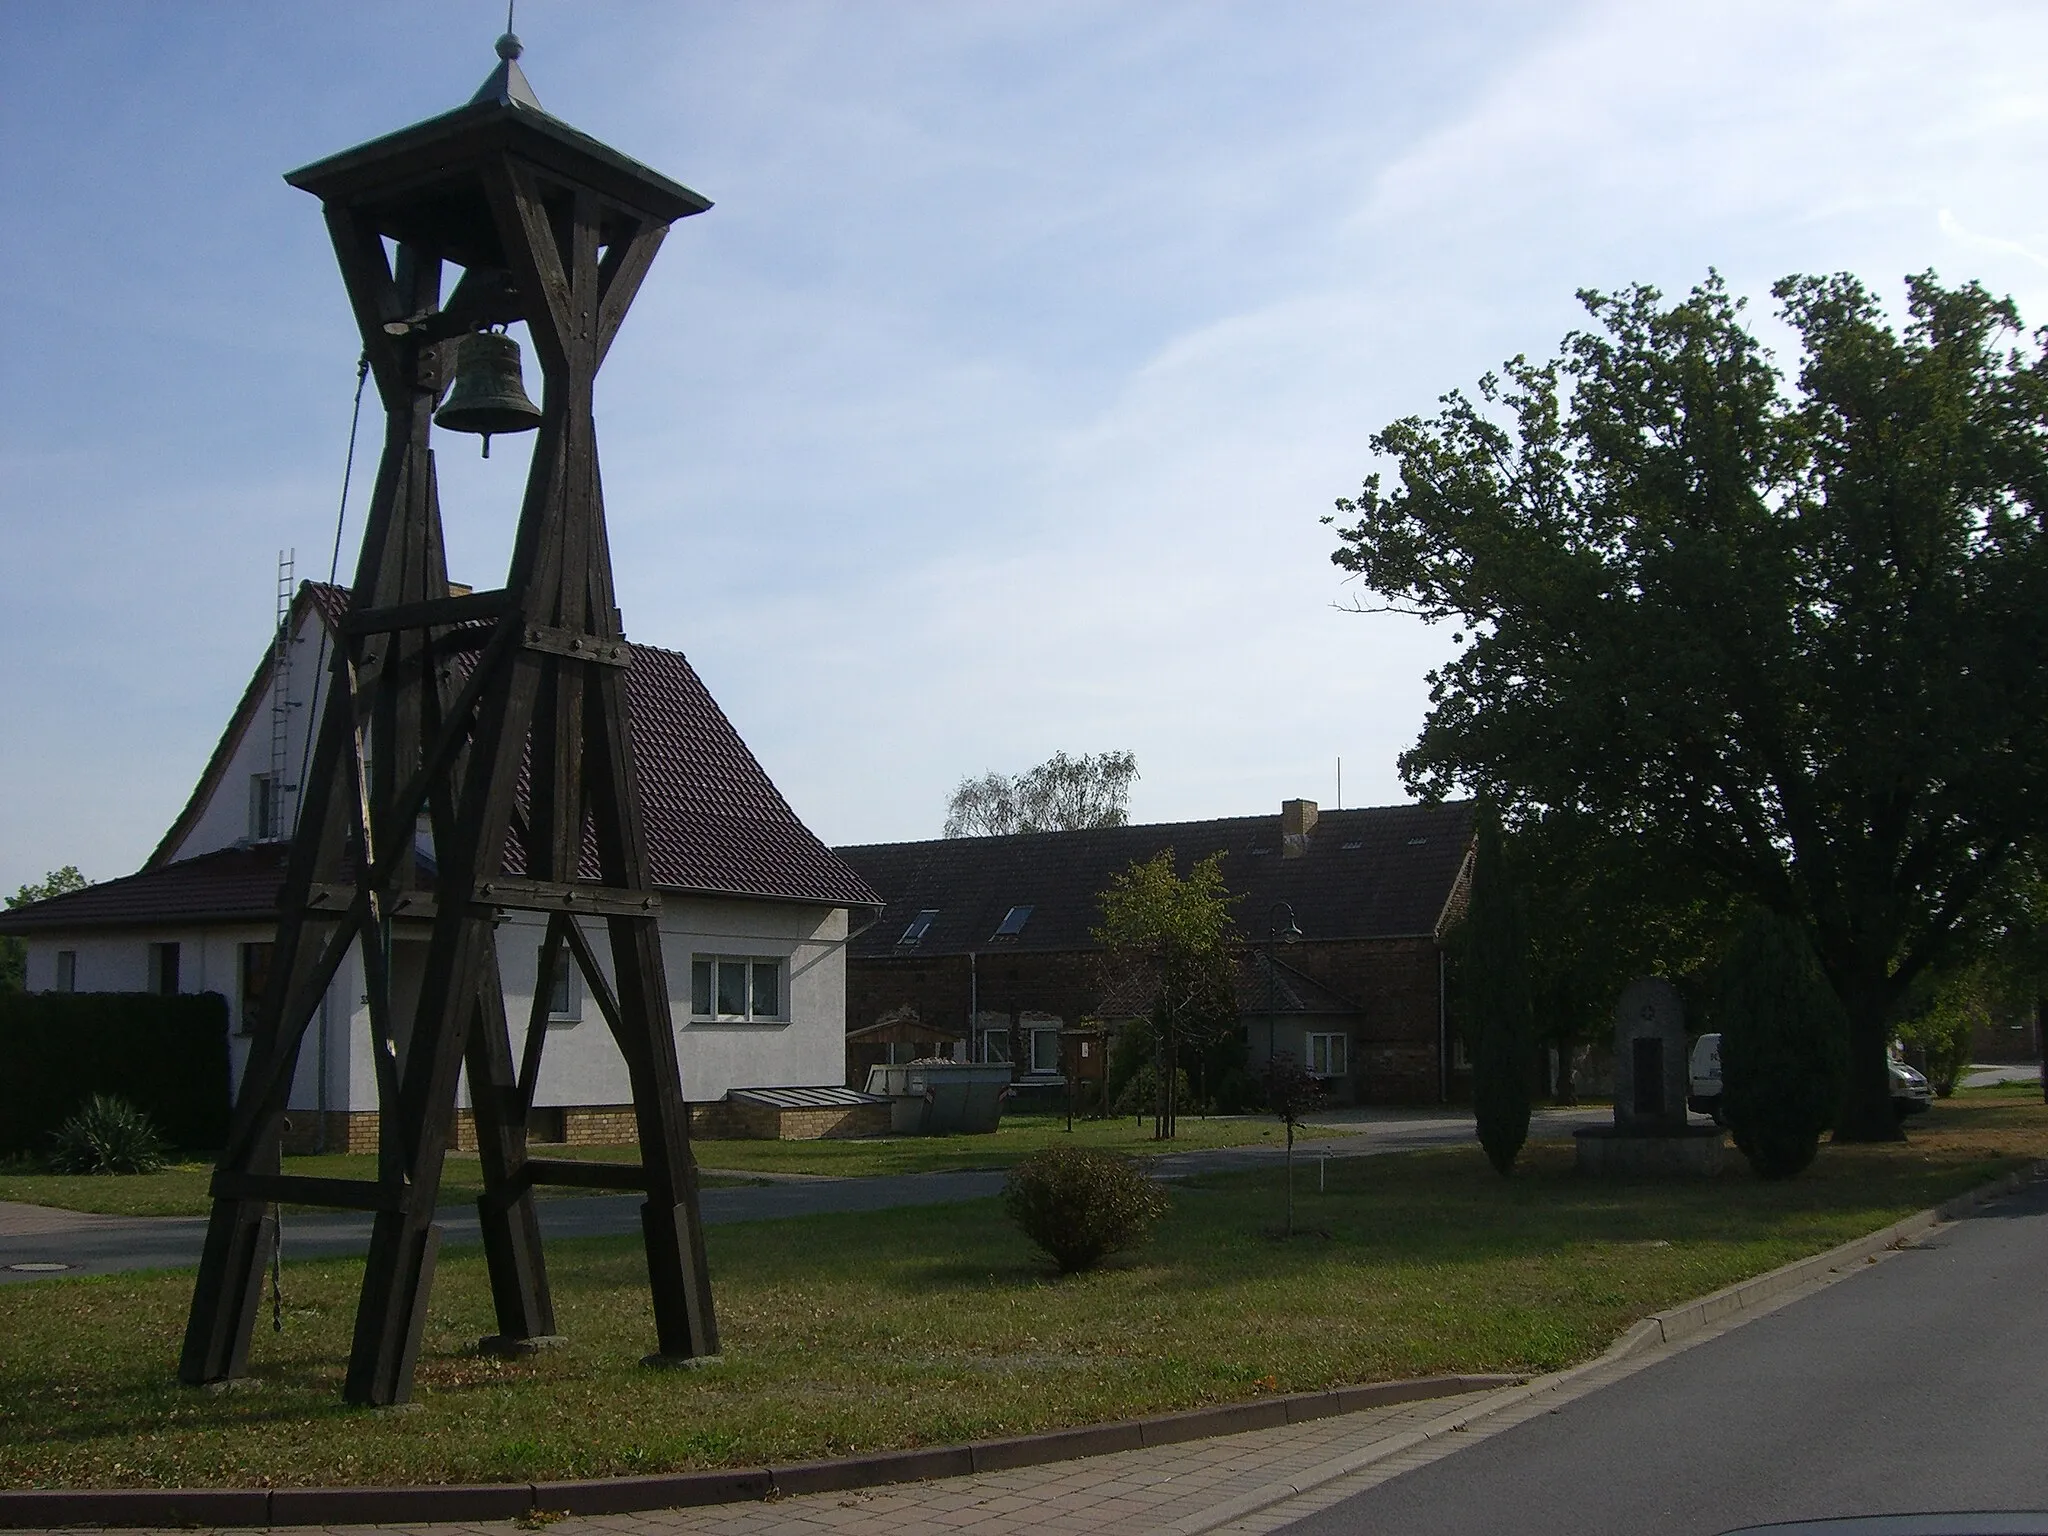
521, 1158, 648, 1191
344, 589, 514, 635
475, 877, 662, 918
595, 220, 667, 370
521, 622, 629, 667
210, 1172, 409, 1213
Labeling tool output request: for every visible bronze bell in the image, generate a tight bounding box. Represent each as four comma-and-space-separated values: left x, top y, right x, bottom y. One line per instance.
433, 330, 542, 457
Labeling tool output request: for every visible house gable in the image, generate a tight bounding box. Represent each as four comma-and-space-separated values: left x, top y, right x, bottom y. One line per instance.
129, 582, 878, 912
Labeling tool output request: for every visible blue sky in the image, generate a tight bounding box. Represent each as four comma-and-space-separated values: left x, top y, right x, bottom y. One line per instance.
4, 2, 2046, 895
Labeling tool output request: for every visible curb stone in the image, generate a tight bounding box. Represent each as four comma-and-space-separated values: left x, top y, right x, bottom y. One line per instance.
4, 1160, 2039, 1531
0, 1376, 1515, 1529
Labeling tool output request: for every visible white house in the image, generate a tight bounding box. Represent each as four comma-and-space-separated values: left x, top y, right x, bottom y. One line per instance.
1, 583, 885, 1148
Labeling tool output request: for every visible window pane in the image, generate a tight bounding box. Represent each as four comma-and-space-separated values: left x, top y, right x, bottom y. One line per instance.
240, 943, 274, 1037
1330, 1035, 1347, 1075
56, 951, 76, 993
717, 959, 749, 1017
152, 942, 181, 997
549, 963, 575, 1020
983, 1029, 1010, 1063
1031, 1030, 1059, 1073
691, 959, 713, 1017
751, 961, 780, 1018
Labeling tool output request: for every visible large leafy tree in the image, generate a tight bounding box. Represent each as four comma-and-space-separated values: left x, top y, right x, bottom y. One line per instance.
1328, 272, 2048, 1142
1095, 849, 1238, 1140
945, 750, 1138, 837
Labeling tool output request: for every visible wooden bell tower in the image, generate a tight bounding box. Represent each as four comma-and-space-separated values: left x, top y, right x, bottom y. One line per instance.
180, 35, 718, 1406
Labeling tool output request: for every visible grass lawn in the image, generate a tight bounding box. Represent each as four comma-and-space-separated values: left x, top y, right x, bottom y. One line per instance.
0, 1155, 770, 1220
2, 1091, 2043, 1489
0, 1113, 1284, 1217
684, 1109, 1295, 1178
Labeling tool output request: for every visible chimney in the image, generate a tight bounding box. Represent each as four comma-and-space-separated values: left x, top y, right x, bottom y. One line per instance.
1281, 798, 1318, 859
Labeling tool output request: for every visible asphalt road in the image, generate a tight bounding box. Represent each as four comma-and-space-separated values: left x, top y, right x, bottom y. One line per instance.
0, 1106, 1607, 1284
1274, 1172, 2048, 1536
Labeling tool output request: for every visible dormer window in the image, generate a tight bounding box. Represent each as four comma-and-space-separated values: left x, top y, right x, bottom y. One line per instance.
992, 904, 1034, 940
898, 909, 939, 946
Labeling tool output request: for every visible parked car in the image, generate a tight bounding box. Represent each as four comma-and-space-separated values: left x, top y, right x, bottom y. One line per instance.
1687, 1032, 1934, 1125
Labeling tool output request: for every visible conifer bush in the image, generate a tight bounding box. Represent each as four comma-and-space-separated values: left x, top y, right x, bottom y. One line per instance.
1002, 1146, 1169, 1273
1463, 812, 1535, 1175
1719, 909, 1847, 1179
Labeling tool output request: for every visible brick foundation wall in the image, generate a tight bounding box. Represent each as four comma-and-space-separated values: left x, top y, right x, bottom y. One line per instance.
280, 1111, 380, 1156
724, 1101, 891, 1140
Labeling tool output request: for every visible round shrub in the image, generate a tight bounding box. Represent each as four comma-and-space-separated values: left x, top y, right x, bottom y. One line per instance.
47, 1094, 169, 1175
1002, 1147, 1169, 1273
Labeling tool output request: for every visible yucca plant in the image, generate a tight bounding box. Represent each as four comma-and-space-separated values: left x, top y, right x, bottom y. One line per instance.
46, 1094, 169, 1175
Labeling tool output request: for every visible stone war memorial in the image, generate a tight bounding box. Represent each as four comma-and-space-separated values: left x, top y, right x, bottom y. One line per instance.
1574, 977, 1726, 1176
178, 33, 720, 1407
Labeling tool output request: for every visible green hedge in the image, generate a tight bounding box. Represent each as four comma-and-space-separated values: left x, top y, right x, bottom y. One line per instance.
0, 992, 230, 1155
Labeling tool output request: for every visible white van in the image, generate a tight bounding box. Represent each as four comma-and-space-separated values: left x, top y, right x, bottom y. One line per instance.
1686, 1032, 1933, 1125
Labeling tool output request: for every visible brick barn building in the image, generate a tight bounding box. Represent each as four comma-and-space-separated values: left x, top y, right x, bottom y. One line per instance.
834, 798, 1475, 1106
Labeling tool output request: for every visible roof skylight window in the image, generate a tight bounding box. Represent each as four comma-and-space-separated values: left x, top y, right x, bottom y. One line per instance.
898, 909, 939, 946
993, 904, 1034, 939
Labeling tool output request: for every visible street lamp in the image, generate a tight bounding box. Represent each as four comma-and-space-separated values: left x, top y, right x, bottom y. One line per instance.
1267, 901, 1302, 1068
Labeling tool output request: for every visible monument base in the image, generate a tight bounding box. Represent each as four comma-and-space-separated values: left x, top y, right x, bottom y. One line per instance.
1573, 1123, 1726, 1177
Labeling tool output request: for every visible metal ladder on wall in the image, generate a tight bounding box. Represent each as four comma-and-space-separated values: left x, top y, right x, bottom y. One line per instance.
267, 550, 296, 840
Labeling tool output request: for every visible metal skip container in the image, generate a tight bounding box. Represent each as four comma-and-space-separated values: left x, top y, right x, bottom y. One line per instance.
862, 1059, 1012, 1134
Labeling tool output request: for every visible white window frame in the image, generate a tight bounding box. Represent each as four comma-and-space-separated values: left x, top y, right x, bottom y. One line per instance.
54, 950, 77, 993
980, 1027, 1011, 1064
249, 773, 277, 842
1027, 1027, 1061, 1076
1308, 1031, 1348, 1078
690, 954, 787, 1023
546, 961, 581, 1025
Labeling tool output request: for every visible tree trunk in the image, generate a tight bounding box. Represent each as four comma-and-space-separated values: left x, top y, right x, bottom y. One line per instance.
1284, 1120, 1295, 1237
2037, 996, 2047, 1107
1552, 1043, 1580, 1107
1834, 990, 1904, 1143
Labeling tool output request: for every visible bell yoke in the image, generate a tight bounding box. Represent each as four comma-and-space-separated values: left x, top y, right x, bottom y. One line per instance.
178, 32, 720, 1408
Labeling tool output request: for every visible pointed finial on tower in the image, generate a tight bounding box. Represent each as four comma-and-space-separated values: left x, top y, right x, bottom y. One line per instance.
470, 7, 543, 111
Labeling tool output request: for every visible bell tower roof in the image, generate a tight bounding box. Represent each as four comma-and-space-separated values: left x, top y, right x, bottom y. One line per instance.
284, 36, 710, 266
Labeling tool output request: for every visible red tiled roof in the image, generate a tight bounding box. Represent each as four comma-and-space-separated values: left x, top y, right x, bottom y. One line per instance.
611, 643, 877, 907
836, 800, 1475, 960
0, 845, 291, 933
18, 584, 876, 933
